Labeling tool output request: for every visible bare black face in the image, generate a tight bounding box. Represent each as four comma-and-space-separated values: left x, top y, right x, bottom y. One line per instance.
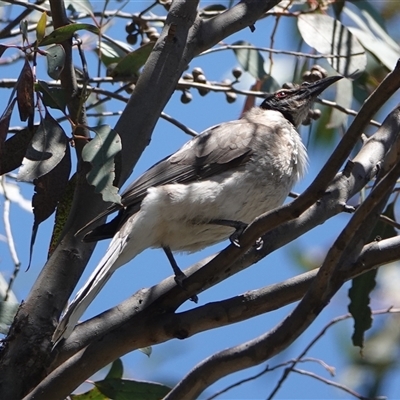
260, 76, 342, 127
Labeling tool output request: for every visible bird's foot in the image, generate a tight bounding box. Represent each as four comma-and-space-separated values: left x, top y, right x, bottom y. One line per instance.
209, 219, 248, 248
229, 223, 247, 247
174, 272, 199, 303
163, 247, 198, 303
254, 237, 263, 250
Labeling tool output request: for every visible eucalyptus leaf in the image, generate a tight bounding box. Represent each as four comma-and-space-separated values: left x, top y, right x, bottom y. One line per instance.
36, 80, 67, 112
109, 42, 154, 79
36, 11, 47, 43
82, 125, 122, 204
298, 14, 366, 77
98, 40, 131, 67
95, 378, 171, 400
16, 59, 34, 121
18, 113, 68, 182
0, 301, 19, 334
46, 45, 65, 80
328, 78, 352, 129
65, 0, 93, 15
105, 359, 123, 380
348, 27, 398, 70
39, 23, 99, 47
232, 40, 267, 80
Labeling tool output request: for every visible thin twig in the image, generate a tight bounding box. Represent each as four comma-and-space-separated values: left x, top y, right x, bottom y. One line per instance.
318, 98, 381, 128
268, 309, 400, 399
0, 176, 21, 301
200, 44, 365, 60
293, 368, 369, 400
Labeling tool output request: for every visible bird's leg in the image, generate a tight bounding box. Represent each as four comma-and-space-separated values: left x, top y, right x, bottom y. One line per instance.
209, 219, 248, 247
210, 219, 263, 250
163, 247, 198, 303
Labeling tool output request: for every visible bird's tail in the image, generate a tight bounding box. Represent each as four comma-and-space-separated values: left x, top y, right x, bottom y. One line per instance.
52, 236, 127, 346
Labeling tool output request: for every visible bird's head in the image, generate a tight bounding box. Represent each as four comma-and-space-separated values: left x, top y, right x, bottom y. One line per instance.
260, 75, 342, 128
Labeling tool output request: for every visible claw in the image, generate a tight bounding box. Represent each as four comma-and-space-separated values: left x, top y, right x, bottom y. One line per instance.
229, 224, 247, 247
254, 237, 263, 250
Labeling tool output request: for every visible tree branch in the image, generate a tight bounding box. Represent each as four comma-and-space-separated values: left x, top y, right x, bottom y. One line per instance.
25, 234, 400, 400
28, 103, 400, 398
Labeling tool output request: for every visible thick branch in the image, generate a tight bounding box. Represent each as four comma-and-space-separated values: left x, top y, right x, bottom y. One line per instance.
25, 234, 400, 400
163, 148, 400, 400
27, 102, 400, 398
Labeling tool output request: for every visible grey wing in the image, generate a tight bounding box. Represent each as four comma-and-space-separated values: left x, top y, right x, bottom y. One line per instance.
121, 120, 257, 203
79, 119, 259, 241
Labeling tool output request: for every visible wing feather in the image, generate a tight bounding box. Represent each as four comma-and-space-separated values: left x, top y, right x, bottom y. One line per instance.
78, 118, 261, 240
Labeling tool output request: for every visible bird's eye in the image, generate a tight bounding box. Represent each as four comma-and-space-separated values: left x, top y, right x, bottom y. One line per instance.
275, 91, 287, 99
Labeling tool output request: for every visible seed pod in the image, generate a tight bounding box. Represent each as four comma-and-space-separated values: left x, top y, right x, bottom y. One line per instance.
311, 108, 322, 120
232, 67, 242, 79
148, 33, 160, 41
311, 65, 328, 78
125, 22, 137, 34
198, 87, 210, 96
126, 34, 138, 45
226, 91, 237, 103
282, 82, 296, 89
195, 74, 207, 84
310, 70, 323, 82
302, 70, 312, 82
181, 91, 192, 104
192, 67, 204, 80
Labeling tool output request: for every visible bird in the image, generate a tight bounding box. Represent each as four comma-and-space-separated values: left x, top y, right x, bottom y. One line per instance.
53, 75, 342, 344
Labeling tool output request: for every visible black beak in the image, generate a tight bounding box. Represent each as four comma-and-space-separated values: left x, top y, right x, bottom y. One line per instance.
302, 75, 343, 99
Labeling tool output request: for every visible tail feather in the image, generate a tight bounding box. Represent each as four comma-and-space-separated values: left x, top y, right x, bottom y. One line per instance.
52, 236, 127, 346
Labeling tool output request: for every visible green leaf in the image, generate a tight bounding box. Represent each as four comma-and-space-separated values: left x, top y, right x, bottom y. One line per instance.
32, 140, 71, 227
139, 346, 152, 357
348, 202, 397, 348
108, 42, 154, 79
95, 378, 171, 400
17, 113, 69, 182
0, 272, 18, 304
45, 45, 65, 80
349, 0, 387, 30
29, 142, 71, 268
48, 174, 76, 257
298, 14, 366, 77
105, 359, 123, 380
16, 59, 34, 121
260, 75, 280, 93
82, 125, 122, 204
39, 23, 99, 47
36, 12, 47, 43
231, 40, 267, 80
98, 40, 131, 67
0, 127, 35, 175
0, 301, 19, 334
0, 98, 17, 159
70, 386, 108, 400
65, 0, 93, 15
343, 6, 400, 71
327, 78, 352, 129
36, 80, 67, 112
348, 271, 376, 348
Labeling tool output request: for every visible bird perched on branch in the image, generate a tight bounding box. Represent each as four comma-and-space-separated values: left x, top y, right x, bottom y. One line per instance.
53, 75, 342, 344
